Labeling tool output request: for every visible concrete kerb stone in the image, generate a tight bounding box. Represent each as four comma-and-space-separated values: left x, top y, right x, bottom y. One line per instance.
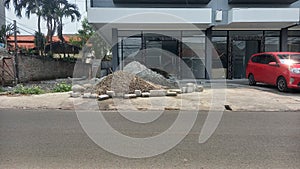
70, 92, 81, 98
166, 91, 177, 97
106, 91, 116, 98
134, 90, 142, 97
186, 83, 195, 93
98, 94, 110, 101
83, 93, 91, 98
169, 89, 182, 94
195, 85, 204, 92
71, 84, 85, 93
124, 94, 137, 99
149, 90, 167, 97
141, 92, 150, 97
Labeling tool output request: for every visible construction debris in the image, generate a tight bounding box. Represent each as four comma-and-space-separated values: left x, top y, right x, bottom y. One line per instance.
95, 71, 162, 95
123, 61, 178, 88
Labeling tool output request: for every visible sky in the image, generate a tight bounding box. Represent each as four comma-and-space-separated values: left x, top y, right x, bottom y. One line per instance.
5, 0, 87, 35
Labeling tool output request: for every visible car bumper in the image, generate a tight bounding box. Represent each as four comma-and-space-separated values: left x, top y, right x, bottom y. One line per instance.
287, 75, 300, 89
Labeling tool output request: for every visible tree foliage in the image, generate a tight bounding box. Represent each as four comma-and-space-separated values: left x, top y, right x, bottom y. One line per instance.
0, 24, 15, 48
70, 18, 111, 60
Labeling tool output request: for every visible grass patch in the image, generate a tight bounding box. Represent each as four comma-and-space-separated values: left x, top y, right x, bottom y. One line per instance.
52, 82, 72, 93
13, 85, 45, 95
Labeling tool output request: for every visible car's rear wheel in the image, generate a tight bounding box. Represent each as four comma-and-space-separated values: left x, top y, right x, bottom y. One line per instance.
277, 77, 288, 92
248, 74, 256, 86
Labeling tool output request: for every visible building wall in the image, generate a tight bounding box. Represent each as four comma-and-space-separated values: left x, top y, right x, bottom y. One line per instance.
90, 0, 300, 26
0, 55, 91, 84
0, 3, 5, 27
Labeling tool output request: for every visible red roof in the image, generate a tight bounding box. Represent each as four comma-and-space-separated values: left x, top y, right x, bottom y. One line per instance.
7, 35, 80, 49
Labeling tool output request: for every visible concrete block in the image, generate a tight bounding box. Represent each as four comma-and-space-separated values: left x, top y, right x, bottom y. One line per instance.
134, 90, 142, 97
115, 93, 124, 98
83, 83, 93, 89
106, 91, 116, 98
169, 89, 182, 94
186, 83, 195, 93
166, 91, 177, 97
195, 85, 204, 92
72, 84, 85, 93
141, 92, 150, 97
98, 94, 110, 101
124, 94, 137, 99
90, 93, 98, 98
82, 93, 91, 98
70, 92, 81, 98
181, 87, 187, 93
150, 90, 167, 97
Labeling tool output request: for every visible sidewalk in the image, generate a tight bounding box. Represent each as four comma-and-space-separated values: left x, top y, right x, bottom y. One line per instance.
0, 84, 299, 112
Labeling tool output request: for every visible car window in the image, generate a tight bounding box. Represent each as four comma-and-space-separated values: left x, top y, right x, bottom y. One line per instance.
251, 56, 259, 63
265, 54, 277, 64
278, 54, 300, 64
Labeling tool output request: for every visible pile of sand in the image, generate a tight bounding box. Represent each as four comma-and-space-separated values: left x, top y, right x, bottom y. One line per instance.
96, 71, 162, 95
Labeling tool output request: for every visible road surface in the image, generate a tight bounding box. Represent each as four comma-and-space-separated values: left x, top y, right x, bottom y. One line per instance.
0, 109, 299, 169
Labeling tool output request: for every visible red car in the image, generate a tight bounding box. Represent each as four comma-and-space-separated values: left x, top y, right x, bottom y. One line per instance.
246, 52, 300, 92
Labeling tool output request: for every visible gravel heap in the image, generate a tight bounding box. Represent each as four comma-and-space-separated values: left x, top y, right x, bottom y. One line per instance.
95, 71, 162, 95
123, 61, 177, 88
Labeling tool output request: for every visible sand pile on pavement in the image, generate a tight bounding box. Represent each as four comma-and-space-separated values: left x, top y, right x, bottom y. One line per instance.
96, 71, 162, 95
123, 61, 177, 88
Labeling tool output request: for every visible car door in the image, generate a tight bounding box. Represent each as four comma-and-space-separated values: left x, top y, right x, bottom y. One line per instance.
263, 54, 279, 85
252, 54, 265, 82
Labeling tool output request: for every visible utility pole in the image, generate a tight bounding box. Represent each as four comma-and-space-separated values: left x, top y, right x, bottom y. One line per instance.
14, 20, 19, 84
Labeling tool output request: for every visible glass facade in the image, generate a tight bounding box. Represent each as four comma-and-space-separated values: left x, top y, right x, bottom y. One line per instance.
288, 31, 300, 52
117, 30, 300, 79
118, 30, 206, 79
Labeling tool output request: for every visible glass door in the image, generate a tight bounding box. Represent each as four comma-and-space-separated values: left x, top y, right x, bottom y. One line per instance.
228, 36, 264, 79
232, 40, 260, 79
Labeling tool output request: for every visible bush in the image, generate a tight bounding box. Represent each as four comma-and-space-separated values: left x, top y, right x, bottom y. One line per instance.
52, 82, 72, 92
0, 87, 4, 93
13, 85, 44, 95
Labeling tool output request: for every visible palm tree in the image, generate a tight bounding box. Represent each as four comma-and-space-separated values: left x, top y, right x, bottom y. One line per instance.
0, 23, 15, 49
55, 0, 81, 42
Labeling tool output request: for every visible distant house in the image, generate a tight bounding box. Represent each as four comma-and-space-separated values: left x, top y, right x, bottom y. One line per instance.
7, 35, 80, 50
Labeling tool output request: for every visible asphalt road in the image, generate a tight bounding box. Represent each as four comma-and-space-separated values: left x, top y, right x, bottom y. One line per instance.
0, 109, 299, 169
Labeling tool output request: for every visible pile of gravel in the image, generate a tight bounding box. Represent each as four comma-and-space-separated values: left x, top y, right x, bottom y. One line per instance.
123, 61, 177, 88
95, 71, 162, 95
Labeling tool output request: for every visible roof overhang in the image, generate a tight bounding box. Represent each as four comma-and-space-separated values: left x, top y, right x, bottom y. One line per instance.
88, 7, 212, 29
228, 0, 298, 4
113, 0, 211, 4
224, 8, 300, 30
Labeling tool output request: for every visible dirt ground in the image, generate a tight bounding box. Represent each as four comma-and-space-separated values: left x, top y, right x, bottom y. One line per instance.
0, 83, 299, 112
